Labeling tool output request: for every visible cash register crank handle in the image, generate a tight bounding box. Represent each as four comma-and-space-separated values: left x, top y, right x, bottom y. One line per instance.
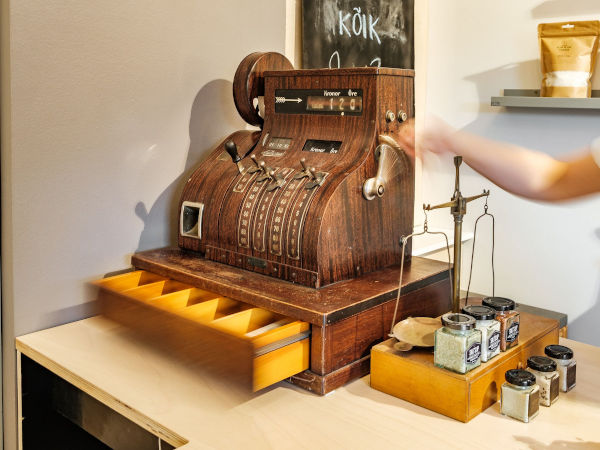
362, 135, 409, 200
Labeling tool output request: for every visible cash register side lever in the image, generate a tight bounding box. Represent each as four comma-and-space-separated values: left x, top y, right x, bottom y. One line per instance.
224, 140, 245, 174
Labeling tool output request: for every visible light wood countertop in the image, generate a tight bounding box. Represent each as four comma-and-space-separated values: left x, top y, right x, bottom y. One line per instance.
16, 316, 600, 449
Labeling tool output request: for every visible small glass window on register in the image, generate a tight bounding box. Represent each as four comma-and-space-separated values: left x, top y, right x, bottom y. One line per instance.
306, 96, 363, 112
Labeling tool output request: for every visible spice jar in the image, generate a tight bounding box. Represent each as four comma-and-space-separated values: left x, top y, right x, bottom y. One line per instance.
462, 305, 501, 363
527, 356, 559, 406
434, 313, 482, 374
482, 297, 520, 351
501, 369, 540, 422
545, 345, 576, 392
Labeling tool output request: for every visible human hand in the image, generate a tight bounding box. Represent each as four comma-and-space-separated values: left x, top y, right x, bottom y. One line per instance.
397, 115, 457, 158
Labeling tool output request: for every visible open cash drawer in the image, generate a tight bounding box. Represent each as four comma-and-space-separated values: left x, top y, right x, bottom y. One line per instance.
93, 270, 310, 391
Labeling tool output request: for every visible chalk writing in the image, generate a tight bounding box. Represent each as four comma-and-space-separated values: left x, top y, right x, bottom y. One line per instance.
302, 0, 414, 70
337, 8, 380, 43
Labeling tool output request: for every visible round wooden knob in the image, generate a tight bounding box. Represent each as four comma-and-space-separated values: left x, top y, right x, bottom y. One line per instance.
233, 52, 294, 127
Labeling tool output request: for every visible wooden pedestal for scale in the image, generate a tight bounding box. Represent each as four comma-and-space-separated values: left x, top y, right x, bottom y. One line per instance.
370, 311, 559, 422
112, 247, 453, 395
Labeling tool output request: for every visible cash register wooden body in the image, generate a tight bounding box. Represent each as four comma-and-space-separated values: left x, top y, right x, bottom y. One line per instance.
96, 53, 452, 394
179, 53, 415, 288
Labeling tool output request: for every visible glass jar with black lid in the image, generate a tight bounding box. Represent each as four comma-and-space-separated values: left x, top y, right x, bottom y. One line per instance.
527, 356, 559, 406
482, 297, 520, 351
434, 313, 482, 374
462, 305, 501, 362
545, 345, 576, 392
501, 369, 540, 422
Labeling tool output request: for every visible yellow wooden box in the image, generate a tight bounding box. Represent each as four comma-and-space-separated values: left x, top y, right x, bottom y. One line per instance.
370, 311, 559, 422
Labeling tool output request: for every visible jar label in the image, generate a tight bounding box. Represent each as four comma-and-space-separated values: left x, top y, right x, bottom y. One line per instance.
528, 389, 540, 419
566, 365, 577, 390
550, 376, 559, 403
488, 330, 501, 353
506, 322, 520, 343
465, 342, 481, 365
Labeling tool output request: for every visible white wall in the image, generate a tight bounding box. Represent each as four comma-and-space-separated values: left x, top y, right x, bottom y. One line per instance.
1, 1, 287, 447
423, 0, 600, 345
2, 1, 598, 446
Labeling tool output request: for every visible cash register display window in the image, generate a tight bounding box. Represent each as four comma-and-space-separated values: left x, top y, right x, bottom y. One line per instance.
274, 89, 363, 116
306, 96, 362, 112
266, 137, 292, 151
302, 140, 342, 154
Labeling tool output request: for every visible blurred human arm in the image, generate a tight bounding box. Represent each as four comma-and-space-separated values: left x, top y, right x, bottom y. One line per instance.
396, 117, 600, 201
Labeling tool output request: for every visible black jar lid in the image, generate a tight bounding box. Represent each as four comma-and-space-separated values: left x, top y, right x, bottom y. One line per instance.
505, 369, 536, 386
545, 345, 574, 360
462, 305, 496, 321
482, 296, 516, 312
441, 312, 475, 331
527, 356, 557, 372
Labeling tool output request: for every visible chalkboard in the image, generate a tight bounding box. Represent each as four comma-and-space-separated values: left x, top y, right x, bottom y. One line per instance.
302, 0, 414, 69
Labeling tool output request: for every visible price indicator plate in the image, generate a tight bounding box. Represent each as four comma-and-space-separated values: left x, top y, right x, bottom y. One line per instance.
275, 89, 363, 116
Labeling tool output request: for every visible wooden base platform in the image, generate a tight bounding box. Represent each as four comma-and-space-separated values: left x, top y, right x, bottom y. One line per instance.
128, 247, 452, 394
370, 311, 560, 422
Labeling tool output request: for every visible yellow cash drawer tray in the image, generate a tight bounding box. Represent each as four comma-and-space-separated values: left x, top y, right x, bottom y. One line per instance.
93, 270, 310, 391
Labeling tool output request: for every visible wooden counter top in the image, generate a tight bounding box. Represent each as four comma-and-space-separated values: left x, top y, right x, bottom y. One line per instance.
16, 316, 600, 449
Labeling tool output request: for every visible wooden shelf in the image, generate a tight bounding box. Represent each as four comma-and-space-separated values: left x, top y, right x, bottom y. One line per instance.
491, 89, 600, 110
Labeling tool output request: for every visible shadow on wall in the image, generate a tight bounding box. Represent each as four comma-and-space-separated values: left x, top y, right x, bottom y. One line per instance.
463, 60, 600, 151
441, 63, 600, 346
135, 79, 247, 252
464, 59, 600, 117
464, 59, 542, 114
531, 0, 600, 18
567, 227, 600, 345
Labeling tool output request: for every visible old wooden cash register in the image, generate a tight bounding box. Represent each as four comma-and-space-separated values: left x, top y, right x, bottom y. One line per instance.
94, 52, 451, 394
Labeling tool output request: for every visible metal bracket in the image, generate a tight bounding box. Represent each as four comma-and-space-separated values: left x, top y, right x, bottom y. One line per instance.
253, 329, 311, 357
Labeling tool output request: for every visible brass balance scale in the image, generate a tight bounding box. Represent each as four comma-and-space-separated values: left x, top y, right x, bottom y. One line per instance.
371, 156, 560, 423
